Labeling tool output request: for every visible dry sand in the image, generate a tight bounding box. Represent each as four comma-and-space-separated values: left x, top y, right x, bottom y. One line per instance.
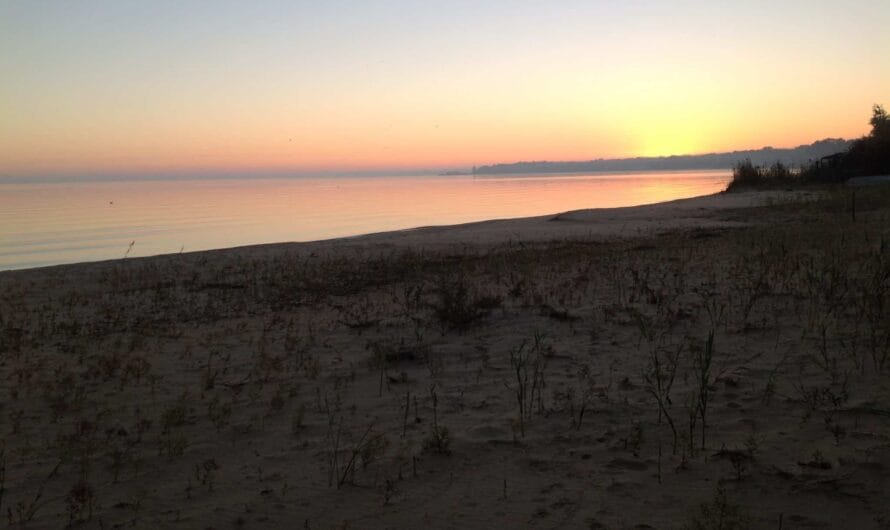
2, 189, 889, 529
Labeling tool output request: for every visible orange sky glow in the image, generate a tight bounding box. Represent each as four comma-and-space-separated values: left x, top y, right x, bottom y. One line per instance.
1, 1, 888, 177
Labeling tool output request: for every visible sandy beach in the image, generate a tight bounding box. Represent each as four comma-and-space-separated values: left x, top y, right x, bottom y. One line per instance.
2, 189, 889, 529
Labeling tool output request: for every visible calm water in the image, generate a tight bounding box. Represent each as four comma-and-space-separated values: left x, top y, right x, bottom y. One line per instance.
0, 170, 730, 270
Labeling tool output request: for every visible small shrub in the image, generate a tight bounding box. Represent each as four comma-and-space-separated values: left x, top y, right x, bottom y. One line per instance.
432, 273, 501, 331
422, 426, 451, 455
725, 160, 762, 191
291, 404, 306, 435
269, 387, 286, 414
725, 160, 798, 191
207, 395, 233, 432
194, 459, 220, 491
422, 386, 451, 455
161, 393, 189, 433
683, 486, 751, 530
159, 432, 188, 459
65, 479, 95, 525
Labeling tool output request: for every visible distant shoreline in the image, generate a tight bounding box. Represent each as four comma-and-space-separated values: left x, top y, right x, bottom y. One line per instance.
474, 138, 850, 175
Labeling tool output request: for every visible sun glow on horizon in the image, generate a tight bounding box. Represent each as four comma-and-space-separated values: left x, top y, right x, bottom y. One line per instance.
1, 1, 888, 177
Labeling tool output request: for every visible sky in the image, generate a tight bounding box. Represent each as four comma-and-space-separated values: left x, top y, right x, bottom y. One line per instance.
1, 0, 888, 178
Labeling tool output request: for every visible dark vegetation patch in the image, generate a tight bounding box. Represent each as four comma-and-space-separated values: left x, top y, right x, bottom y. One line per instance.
726, 104, 890, 192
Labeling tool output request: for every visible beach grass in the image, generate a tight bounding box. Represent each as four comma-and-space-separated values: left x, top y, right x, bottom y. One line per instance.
1, 187, 889, 527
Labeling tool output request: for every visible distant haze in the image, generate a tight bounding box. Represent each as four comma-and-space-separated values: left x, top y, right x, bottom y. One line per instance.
2, 1, 888, 178
476, 139, 852, 175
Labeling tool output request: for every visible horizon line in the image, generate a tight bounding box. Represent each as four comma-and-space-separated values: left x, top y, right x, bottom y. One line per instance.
0, 136, 851, 182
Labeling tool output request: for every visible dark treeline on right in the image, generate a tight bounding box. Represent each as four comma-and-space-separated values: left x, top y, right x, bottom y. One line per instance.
727, 104, 890, 191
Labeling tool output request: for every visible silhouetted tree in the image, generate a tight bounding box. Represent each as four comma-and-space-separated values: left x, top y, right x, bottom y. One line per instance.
730, 104, 889, 188
869, 104, 889, 138
845, 103, 890, 177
